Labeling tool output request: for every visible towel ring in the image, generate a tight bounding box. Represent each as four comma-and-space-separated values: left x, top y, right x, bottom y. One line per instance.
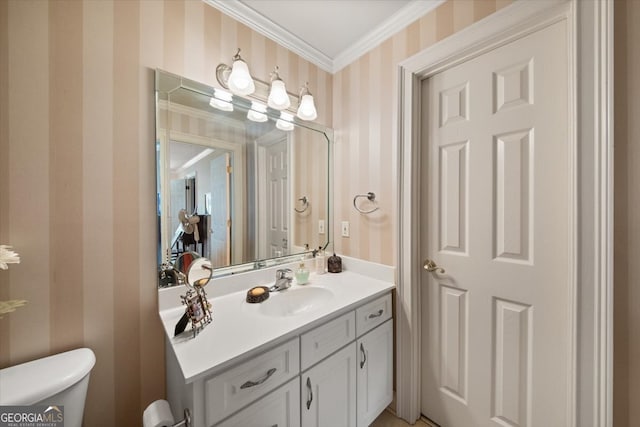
294, 196, 310, 213
353, 192, 379, 214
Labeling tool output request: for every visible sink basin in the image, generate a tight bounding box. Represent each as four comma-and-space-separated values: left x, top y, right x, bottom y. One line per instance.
258, 286, 334, 317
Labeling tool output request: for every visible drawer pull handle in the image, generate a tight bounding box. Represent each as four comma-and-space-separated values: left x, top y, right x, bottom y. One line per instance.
368, 309, 384, 319
240, 368, 277, 389
360, 343, 367, 369
306, 377, 313, 410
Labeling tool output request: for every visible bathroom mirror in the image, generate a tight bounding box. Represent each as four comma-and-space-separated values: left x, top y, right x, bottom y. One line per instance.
156, 70, 331, 286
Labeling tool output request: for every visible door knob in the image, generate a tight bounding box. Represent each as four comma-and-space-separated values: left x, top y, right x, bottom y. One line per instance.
423, 259, 445, 274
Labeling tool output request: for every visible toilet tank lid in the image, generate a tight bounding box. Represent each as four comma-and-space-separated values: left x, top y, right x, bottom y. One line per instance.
0, 348, 96, 405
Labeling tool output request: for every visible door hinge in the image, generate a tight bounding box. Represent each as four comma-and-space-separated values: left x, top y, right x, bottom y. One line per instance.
227, 219, 231, 227
226, 165, 232, 174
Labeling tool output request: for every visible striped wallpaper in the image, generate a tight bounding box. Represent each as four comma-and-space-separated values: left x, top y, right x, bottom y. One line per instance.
614, 1, 640, 425
332, 0, 512, 265
10, 1, 639, 427
0, 1, 331, 425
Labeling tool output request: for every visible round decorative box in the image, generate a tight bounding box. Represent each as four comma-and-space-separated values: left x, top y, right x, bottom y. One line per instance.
327, 253, 342, 273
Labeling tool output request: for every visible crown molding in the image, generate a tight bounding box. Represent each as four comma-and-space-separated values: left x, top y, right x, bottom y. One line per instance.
204, 0, 333, 73
332, 0, 445, 73
204, 0, 446, 74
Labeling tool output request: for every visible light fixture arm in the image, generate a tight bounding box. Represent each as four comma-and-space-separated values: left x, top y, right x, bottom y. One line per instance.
270, 66, 282, 82
299, 82, 312, 97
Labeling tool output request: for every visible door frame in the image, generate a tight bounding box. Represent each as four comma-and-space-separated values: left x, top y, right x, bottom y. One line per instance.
395, 1, 613, 426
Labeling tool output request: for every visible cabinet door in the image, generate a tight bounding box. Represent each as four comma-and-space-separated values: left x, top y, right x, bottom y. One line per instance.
356, 320, 393, 427
301, 342, 357, 427
216, 377, 300, 427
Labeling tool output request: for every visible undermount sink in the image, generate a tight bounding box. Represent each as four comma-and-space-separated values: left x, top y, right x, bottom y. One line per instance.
258, 286, 334, 317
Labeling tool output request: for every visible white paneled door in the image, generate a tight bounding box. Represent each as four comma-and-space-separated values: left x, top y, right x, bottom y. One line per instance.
420, 21, 570, 427
266, 139, 290, 258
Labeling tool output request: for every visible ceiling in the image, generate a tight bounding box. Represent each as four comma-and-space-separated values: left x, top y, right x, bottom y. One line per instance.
204, 0, 445, 73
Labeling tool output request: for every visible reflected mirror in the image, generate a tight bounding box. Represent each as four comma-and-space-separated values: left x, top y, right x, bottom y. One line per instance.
156, 70, 331, 286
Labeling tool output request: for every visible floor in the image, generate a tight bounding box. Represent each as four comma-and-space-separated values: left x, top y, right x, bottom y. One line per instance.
370, 410, 432, 427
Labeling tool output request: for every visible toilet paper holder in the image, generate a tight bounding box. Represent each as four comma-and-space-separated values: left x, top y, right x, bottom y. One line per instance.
172, 408, 191, 427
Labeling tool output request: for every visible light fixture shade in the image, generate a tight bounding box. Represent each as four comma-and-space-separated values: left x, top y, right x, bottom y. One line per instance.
276, 112, 294, 131
268, 79, 291, 110
297, 94, 317, 121
228, 59, 255, 95
210, 89, 233, 112
247, 101, 268, 122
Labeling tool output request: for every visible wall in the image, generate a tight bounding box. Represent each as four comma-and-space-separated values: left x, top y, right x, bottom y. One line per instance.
332, 1, 639, 426
614, 0, 640, 425
2, 0, 635, 426
332, 0, 512, 265
0, 1, 331, 426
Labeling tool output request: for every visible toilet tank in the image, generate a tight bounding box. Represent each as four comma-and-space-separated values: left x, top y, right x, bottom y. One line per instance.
0, 348, 96, 427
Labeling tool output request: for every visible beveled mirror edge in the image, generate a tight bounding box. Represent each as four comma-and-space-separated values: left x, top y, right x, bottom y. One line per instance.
155, 68, 334, 285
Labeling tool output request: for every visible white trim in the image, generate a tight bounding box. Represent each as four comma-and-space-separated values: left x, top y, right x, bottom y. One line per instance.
331, 0, 445, 73
203, 0, 444, 74
204, 0, 333, 72
396, 1, 613, 426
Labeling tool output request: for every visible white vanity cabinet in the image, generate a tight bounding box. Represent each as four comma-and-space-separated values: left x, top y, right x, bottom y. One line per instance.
165, 289, 394, 427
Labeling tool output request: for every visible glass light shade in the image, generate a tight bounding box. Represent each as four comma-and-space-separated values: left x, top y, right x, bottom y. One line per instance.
247, 101, 268, 122
209, 89, 233, 112
296, 94, 318, 121
276, 112, 294, 131
268, 79, 291, 110
228, 59, 255, 95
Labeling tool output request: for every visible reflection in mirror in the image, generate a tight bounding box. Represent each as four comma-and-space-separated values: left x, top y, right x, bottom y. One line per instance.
156, 70, 332, 286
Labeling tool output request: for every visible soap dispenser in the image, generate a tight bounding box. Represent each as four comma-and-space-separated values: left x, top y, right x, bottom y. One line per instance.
295, 262, 310, 285
315, 247, 326, 275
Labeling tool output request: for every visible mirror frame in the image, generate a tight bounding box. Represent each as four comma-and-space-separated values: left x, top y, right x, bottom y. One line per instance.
155, 69, 333, 284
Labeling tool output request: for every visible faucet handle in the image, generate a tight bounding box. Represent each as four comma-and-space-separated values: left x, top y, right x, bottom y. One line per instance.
276, 268, 293, 280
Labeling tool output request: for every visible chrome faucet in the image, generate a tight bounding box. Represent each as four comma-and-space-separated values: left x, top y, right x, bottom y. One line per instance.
270, 268, 293, 292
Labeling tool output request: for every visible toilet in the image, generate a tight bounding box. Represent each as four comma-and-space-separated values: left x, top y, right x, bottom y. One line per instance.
0, 348, 95, 427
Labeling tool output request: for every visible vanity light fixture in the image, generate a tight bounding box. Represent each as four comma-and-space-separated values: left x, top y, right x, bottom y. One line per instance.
267, 67, 291, 110
227, 49, 255, 96
247, 101, 268, 123
296, 83, 318, 121
216, 49, 318, 120
209, 88, 233, 112
276, 111, 294, 131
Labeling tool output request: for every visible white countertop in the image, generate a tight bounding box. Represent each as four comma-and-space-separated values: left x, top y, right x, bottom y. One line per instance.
159, 257, 395, 383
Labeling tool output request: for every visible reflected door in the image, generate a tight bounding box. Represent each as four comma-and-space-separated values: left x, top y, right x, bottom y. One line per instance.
266, 139, 289, 257
210, 153, 231, 267
420, 21, 570, 426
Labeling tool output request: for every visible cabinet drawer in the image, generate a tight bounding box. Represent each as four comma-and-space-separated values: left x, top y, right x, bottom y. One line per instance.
355, 293, 392, 336
216, 377, 300, 427
205, 337, 300, 426
301, 311, 356, 371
